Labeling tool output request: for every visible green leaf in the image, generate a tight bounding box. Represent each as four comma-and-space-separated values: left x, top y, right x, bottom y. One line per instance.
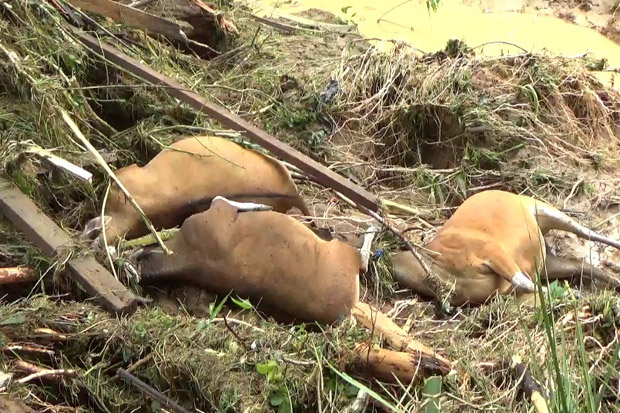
270, 393, 284, 406
209, 291, 231, 320
231, 296, 252, 310
197, 320, 208, 331
0, 313, 27, 326
256, 360, 277, 376
341, 6, 352, 13
454, 172, 467, 198
423, 376, 442, 413
277, 385, 293, 413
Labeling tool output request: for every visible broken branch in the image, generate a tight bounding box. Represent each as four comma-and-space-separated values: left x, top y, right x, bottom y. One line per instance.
31, 328, 68, 342
0, 267, 38, 285
16, 368, 76, 385
2, 344, 55, 358
351, 302, 451, 369
511, 355, 549, 413
117, 368, 192, 413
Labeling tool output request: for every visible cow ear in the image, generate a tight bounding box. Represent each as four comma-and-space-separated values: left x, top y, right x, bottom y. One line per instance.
81, 215, 112, 240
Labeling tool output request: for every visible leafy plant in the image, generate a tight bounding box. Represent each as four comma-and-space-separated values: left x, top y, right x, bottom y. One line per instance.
256, 360, 292, 413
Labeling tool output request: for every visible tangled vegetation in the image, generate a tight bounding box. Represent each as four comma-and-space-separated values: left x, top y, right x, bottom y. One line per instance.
0, 0, 619, 411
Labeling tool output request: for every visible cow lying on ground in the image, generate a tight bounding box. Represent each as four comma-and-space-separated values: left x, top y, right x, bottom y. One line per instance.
136, 196, 364, 324
134, 196, 451, 381
82, 136, 312, 245
391, 190, 620, 306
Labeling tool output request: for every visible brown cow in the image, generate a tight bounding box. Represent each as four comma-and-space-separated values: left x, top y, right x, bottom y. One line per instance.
136, 196, 366, 324
391, 190, 620, 306
83, 136, 311, 245
134, 197, 451, 382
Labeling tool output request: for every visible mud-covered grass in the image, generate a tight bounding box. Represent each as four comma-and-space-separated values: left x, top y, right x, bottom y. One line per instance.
1, 0, 620, 411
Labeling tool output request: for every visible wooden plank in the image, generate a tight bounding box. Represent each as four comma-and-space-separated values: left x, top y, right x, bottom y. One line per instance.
0, 177, 138, 315
67, 0, 190, 43
71, 29, 380, 212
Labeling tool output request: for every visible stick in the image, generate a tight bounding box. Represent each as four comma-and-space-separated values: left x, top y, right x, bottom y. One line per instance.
380, 199, 423, 216
253, 11, 355, 33
223, 313, 250, 352
2, 345, 55, 357
16, 368, 76, 385
351, 302, 451, 368
511, 355, 549, 413
116, 368, 192, 413
5, 361, 76, 391
250, 14, 312, 33
14, 360, 48, 375
126, 353, 154, 374
60, 109, 172, 255
0, 267, 38, 285
128, 0, 155, 8
31, 149, 117, 176
351, 343, 449, 384
31, 328, 68, 342
25, 145, 93, 183
122, 228, 180, 249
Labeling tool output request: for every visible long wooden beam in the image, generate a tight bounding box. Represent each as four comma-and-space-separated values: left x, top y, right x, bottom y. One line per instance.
67, 0, 190, 43
0, 177, 139, 315
70, 29, 379, 212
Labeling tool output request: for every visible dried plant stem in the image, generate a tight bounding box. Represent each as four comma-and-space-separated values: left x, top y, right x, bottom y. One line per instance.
116, 368, 191, 413
60, 109, 172, 255
122, 228, 181, 249
25, 144, 93, 183
17, 369, 76, 385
